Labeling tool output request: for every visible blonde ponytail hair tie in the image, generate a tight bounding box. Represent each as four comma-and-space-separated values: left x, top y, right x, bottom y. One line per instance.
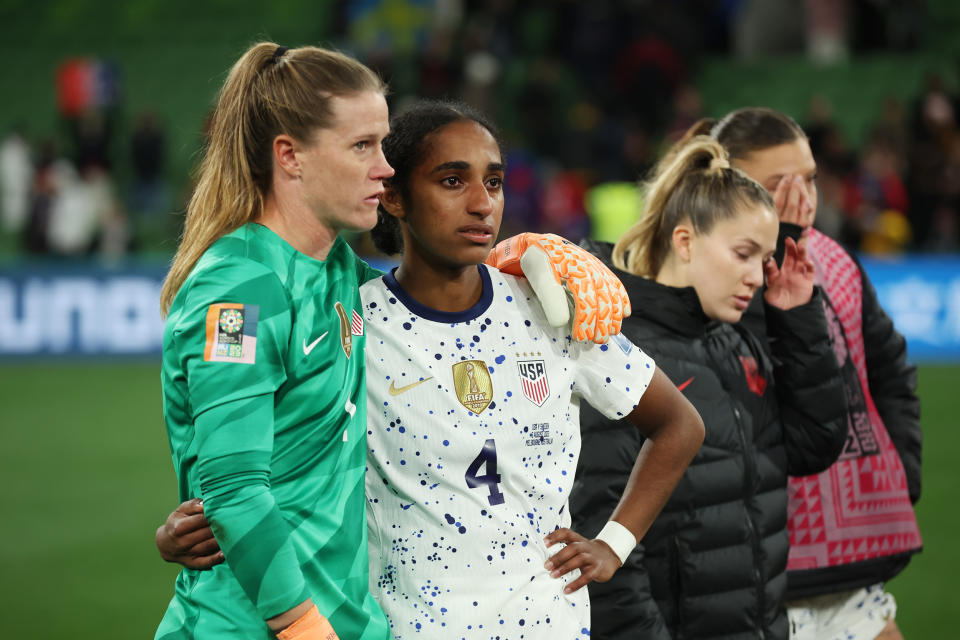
709, 156, 729, 172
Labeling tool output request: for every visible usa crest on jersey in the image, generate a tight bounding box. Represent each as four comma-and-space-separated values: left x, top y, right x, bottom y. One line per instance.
517, 358, 549, 406
334, 302, 353, 358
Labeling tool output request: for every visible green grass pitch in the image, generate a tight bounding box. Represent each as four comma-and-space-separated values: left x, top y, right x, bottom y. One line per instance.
0, 362, 955, 638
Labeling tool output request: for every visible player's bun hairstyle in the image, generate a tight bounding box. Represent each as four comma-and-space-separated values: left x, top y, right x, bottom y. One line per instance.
708, 107, 807, 160
160, 42, 385, 315
372, 99, 501, 256
612, 135, 774, 278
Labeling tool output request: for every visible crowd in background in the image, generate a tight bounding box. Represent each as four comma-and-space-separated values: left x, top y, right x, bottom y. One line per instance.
806, 73, 960, 254
0, 106, 170, 261
1, 0, 955, 261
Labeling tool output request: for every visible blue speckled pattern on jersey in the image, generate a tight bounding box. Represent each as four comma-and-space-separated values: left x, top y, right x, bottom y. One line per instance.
360, 265, 655, 639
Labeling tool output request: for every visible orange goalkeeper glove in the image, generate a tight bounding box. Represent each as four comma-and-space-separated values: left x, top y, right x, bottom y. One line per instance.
276, 605, 339, 640
486, 233, 631, 343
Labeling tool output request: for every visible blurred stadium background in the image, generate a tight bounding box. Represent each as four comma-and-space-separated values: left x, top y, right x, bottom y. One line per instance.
1, 0, 958, 637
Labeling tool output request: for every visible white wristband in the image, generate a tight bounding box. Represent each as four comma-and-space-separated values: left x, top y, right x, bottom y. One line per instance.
596, 520, 637, 566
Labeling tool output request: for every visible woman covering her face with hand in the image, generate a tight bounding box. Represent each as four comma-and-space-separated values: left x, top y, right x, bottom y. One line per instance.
708, 107, 921, 640
570, 135, 848, 640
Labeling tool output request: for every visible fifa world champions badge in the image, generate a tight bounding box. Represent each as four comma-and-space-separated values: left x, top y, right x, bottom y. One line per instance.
203, 303, 259, 363
452, 359, 493, 414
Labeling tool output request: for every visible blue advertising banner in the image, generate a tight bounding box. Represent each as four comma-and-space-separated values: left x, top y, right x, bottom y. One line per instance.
1, 256, 958, 360
0, 263, 167, 356
859, 255, 960, 362
0, 258, 397, 358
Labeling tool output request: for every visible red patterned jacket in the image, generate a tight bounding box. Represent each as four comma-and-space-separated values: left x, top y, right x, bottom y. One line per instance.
783, 227, 922, 598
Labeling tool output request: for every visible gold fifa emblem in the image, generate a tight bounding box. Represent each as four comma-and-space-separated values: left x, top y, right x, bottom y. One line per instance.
452, 359, 493, 414
334, 302, 352, 358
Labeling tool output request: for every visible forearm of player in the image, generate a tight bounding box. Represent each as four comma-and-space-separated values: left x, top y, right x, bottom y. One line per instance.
541, 373, 701, 593
195, 396, 309, 621
151, 505, 332, 637
609, 368, 704, 550
765, 291, 848, 475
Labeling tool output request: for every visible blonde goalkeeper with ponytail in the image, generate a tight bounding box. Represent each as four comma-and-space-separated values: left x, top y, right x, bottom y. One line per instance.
155, 41, 394, 640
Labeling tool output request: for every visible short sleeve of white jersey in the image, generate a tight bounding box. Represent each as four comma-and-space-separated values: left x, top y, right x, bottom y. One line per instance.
570, 332, 656, 421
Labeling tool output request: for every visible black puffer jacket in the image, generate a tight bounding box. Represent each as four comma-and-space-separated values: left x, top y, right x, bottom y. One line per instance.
570, 240, 847, 640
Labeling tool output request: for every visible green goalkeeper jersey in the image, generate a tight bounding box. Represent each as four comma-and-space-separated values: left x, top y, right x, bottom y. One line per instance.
156, 223, 387, 639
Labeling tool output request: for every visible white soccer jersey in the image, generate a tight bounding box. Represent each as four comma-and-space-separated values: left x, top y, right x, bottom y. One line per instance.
361, 265, 655, 639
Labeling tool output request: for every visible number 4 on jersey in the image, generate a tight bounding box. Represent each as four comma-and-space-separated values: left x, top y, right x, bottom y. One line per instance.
465, 438, 505, 506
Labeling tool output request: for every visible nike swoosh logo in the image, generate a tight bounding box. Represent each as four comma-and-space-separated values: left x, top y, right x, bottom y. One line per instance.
302, 332, 329, 355
677, 377, 694, 392
388, 377, 433, 396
